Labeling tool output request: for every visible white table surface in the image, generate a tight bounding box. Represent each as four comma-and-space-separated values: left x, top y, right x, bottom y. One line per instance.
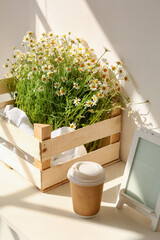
0, 160, 160, 240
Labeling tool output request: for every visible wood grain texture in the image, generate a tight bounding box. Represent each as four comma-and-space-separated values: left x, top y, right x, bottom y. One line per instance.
111, 108, 121, 117
0, 118, 41, 160
41, 115, 121, 161
0, 78, 14, 94
34, 124, 51, 170
40, 159, 120, 192
41, 142, 120, 190
110, 133, 120, 144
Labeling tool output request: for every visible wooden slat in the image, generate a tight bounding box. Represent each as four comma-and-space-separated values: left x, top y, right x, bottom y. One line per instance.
110, 133, 120, 144
0, 81, 10, 94
0, 78, 13, 95
41, 142, 120, 190
0, 99, 15, 109
0, 118, 41, 160
41, 115, 121, 161
34, 124, 51, 170
111, 108, 121, 117
0, 144, 41, 188
40, 159, 121, 192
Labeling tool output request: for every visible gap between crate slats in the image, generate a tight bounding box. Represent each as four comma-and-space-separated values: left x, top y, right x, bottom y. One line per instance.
41, 115, 121, 161
41, 142, 120, 190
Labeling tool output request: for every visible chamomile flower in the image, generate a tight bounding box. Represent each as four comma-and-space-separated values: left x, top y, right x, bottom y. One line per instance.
85, 100, 92, 108
78, 68, 83, 72
32, 66, 37, 72
111, 65, 116, 71
29, 38, 34, 43
73, 82, 79, 89
42, 65, 48, 71
70, 123, 76, 130
89, 83, 97, 91
90, 58, 96, 63
104, 77, 110, 83
74, 98, 81, 106
28, 57, 33, 62
65, 67, 71, 72
42, 75, 47, 83
80, 62, 85, 68
116, 61, 121, 65
118, 68, 123, 76
102, 74, 107, 79
93, 79, 100, 85
14, 50, 21, 56
124, 76, 128, 81
88, 109, 94, 113
41, 32, 47, 37
56, 90, 61, 96
3, 63, 9, 68
57, 57, 62, 62
92, 95, 98, 103
60, 87, 66, 95
103, 67, 109, 73
23, 35, 29, 42
101, 84, 108, 92
50, 40, 55, 45
26, 31, 33, 36
48, 31, 54, 38
97, 91, 104, 98
38, 86, 44, 91
38, 55, 43, 60
71, 40, 75, 44
47, 71, 53, 78
62, 77, 67, 82
54, 82, 60, 88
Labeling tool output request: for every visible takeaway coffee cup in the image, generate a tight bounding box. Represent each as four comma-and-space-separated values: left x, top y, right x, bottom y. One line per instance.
67, 161, 106, 218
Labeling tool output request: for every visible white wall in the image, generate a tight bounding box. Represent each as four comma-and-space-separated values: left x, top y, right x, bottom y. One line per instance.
0, 0, 160, 161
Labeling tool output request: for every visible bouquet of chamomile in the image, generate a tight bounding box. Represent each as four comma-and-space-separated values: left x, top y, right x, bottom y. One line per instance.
3, 31, 128, 150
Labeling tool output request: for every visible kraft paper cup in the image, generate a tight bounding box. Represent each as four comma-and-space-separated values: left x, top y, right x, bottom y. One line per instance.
67, 161, 106, 218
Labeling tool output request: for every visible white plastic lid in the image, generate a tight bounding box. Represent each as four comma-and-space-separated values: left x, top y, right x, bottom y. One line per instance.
67, 161, 106, 186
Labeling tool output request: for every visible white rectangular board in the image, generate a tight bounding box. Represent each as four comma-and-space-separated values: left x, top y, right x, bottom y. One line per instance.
116, 128, 160, 231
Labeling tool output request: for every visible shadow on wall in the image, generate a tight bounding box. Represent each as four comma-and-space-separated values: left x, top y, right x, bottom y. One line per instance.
0, 0, 51, 78
85, 0, 160, 161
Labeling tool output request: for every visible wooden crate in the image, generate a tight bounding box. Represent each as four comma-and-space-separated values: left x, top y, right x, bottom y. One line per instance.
0, 78, 121, 192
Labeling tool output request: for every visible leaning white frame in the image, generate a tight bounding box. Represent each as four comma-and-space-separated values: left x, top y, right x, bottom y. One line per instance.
116, 128, 160, 231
